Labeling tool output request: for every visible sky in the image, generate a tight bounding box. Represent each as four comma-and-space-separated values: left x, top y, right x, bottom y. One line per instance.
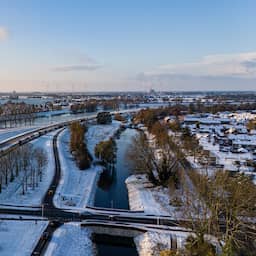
0, 0, 256, 92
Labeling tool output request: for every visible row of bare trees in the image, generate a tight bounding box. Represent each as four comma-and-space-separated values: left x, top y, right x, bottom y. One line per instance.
0, 144, 47, 195
0, 102, 39, 128
70, 122, 92, 170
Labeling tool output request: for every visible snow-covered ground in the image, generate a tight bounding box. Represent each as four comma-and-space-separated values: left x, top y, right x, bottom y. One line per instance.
36, 108, 70, 117
54, 129, 102, 209
126, 174, 181, 217
44, 223, 95, 256
54, 121, 122, 209
86, 120, 121, 158
198, 134, 254, 171
135, 229, 221, 256
135, 230, 189, 256
0, 220, 48, 256
0, 130, 57, 207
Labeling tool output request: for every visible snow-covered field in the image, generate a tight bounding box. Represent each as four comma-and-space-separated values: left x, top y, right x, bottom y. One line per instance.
126, 175, 180, 217
0, 130, 57, 207
0, 220, 48, 256
44, 223, 95, 256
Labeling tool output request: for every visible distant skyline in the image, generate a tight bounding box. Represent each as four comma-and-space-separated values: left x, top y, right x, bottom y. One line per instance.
0, 0, 256, 92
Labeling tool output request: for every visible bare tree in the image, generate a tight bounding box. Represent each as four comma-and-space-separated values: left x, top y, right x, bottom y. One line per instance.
33, 148, 48, 183
128, 133, 178, 186
182, 170, 256, 255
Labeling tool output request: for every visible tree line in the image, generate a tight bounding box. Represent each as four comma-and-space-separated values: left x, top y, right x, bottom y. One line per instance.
70, 121, 92, 170
133, 102, 256, 127
0, 144, 47, 195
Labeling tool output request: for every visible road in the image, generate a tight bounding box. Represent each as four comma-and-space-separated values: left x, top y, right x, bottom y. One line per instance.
0, 109, 139, 158
0, 112, 190, 255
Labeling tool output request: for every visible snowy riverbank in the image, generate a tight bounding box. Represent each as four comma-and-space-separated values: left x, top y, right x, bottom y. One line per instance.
126, 174, 180, 217
86, 120, 121, 158
126, 175, 191, 255
54, 129, 102, 209
44, 223, 95, 256
54, 121, 122, 209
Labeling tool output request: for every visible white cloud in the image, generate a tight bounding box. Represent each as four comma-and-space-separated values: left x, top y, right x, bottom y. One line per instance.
51, 53, 103, 72
143, 52, 256, 78
51, 63, 102, 72
0, 27, 8, 41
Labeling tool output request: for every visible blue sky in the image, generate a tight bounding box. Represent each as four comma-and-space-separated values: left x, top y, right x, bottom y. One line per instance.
0, 0, 256, 92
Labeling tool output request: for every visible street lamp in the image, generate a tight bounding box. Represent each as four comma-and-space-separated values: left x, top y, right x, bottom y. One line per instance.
41, 204, 44, 218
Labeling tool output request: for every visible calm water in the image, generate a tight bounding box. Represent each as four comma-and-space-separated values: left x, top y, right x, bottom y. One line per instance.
94, 234, 138, 256
96, 243, 138, 256
94, 128, 137, 209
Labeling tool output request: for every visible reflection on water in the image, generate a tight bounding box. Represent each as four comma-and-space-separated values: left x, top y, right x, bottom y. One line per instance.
93, 234, 138, 256
94, 128, 137, 209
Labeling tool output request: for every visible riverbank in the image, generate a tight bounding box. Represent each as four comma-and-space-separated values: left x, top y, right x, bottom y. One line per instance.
93, 128, 137, 209
54, 121, 122, 209
53, 129, 102, 209
44, 223, 95, 256
126, 174, 181, 217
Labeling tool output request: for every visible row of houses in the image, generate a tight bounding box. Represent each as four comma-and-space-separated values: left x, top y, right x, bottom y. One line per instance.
182, 112, 256, 174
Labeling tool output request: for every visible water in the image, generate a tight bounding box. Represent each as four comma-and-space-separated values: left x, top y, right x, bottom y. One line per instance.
33, 111, 97, 126
0, 110, 98, 128
94, 128, 138, 209
94, 234, 138, 256
0, 97, 52, 105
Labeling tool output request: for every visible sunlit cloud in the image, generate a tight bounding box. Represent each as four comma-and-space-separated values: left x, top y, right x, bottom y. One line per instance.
51, 53, 103, 72
0, 26, 8, 41
51, 64, 102, 72
141, 52, 256, 79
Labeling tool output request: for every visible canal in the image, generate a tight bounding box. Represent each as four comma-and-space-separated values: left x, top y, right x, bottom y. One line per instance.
94, 234, 138, 256
93, 128, 139, 255
94, 128, 138, 209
